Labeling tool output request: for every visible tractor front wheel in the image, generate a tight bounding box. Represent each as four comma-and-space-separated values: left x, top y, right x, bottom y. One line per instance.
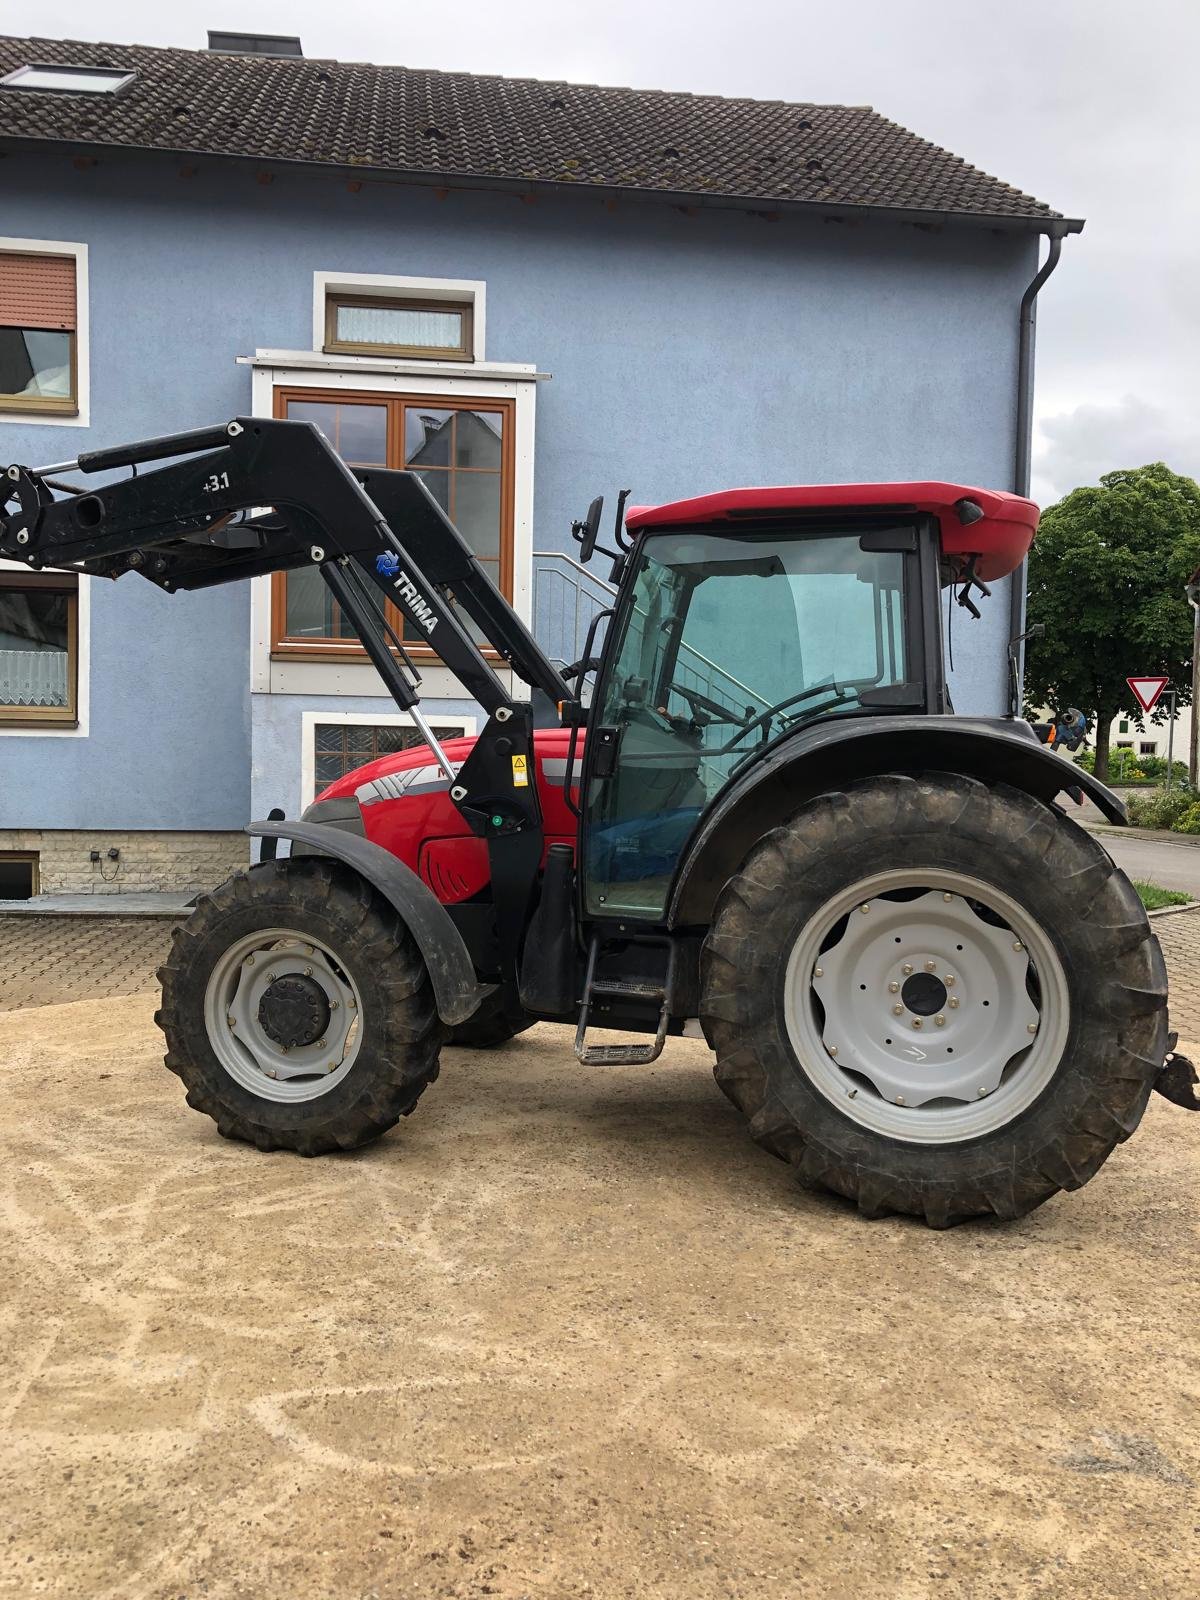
156, 857, 445, 1154
700, 772, 1168, 1226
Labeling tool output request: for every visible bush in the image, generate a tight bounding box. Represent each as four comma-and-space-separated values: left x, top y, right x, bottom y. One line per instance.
1135, 755, 1190, 782
1173, 803, 1200, 836
1126, 789, 1199, 830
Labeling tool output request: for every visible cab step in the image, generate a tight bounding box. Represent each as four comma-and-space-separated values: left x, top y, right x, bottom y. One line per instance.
573, 938, 676, 1067
579, 1041, 664, 1066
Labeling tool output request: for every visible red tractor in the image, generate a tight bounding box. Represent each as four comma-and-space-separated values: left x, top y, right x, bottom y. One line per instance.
3, 419, 1193, 1226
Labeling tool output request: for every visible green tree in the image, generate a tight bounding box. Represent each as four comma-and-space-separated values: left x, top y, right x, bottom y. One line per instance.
1024, 462, 1200, 782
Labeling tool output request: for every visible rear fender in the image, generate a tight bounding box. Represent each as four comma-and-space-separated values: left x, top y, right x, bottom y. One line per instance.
246, 820, 488, 1027
667, 715, 1125, 928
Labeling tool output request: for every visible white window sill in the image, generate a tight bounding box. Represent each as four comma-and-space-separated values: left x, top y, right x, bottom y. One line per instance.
237, 349, 549, 382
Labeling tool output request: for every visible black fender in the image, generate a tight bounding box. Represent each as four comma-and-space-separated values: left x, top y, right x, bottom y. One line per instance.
667, 714, 1125, 928
246, 820, 488, 1027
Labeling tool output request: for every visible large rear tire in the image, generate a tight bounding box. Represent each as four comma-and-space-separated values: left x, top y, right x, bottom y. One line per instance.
448, 1002, 534, 1049
699, 772, 1168, 1227
156, 857, 445, 1154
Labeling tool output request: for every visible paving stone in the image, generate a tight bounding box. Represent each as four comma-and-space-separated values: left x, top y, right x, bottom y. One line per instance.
0, 916, 177, 1010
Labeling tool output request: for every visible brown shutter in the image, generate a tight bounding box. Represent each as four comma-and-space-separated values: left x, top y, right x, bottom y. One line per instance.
0, 253, 77, 331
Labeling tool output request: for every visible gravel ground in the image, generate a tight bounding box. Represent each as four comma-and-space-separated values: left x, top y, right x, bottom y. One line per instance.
1, 995, 1198, 1600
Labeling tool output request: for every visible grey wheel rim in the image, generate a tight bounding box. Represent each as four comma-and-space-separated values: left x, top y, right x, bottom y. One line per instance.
783, 868, 1070, 1144
202, 926, 364, 1103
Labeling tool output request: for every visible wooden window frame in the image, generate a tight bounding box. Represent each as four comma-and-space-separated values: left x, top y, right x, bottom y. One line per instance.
0, 249, 79, 416
0, 570, 79, 726
269, 386, 515, 663
324, 293, 474, 362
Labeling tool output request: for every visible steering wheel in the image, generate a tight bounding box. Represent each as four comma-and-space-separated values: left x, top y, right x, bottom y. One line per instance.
667, 684, 747, 728
717, 680, 850, 754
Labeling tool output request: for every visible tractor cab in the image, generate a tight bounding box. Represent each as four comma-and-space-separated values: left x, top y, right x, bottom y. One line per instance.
578, 483, 1038, 921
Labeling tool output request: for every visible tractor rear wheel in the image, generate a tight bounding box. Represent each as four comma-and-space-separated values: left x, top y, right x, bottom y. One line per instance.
700, 772, 1168, 1227
448, 998, 534, 1049
156, 856, 445, 1154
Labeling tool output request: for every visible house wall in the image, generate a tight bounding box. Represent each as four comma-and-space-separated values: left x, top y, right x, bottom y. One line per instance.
0, 148, 1038, 857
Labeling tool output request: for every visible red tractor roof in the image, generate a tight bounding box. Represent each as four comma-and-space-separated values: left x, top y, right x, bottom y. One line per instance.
625, 482, 1038, 582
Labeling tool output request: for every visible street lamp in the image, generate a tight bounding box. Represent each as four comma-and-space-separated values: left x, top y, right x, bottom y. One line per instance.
1187, 567, 1200, 792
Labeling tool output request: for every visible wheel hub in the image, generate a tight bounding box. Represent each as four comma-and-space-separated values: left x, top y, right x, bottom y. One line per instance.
901, 970, 947, 1016
785, 871, 1070, 1144
202, 928, 363, 1103
258, 973, 331, 1050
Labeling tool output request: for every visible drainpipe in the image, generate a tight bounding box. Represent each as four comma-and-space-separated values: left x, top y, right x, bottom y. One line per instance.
1007, 229, 1066, 709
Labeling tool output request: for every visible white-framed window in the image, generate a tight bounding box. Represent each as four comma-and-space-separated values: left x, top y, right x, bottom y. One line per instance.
0, 237, 90, 426
301, 710, 476, 807
312, 273, 486, 364
1, 63, 137, 96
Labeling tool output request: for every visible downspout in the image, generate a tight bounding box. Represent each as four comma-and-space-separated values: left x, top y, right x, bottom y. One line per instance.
1007, 229, 1066, 708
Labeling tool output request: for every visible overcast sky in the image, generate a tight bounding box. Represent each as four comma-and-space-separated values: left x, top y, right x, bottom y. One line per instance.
7, 0, 1198, 506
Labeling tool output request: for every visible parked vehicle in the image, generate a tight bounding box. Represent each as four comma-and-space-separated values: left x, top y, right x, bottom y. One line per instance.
4, 418, 1194, 1225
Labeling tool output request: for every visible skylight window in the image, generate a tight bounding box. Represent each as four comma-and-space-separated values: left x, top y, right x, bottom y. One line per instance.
0, 64, 136, 96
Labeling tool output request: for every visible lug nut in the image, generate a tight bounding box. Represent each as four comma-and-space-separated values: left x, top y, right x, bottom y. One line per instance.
265, 1068, 278, 1079
814, 966, 824, 979
1027, 1022, 1038, 1035
978, 1086, 990, 1096
330, 999, 340, 1010
828, 1044, 838, 1056
949, 997, 959, 1010
227, 1015, 236, 1028
945, 974, 956, 986
925, 960, 937, 973
935, 1015, 946, 1027
304, 966, 313, 977
268, 972, 278, 983
1013, 941, 1024, 953
943, 893, 953, 902
913, 1018, 923, 1030
895, 1095, 906, 1105
859, 903, 871, 914
316, 1038, 327, 1049
892, 1003, 905, 1016
888, 980, 900, 994
902, 963, 914, 976
245, 955, 255, 966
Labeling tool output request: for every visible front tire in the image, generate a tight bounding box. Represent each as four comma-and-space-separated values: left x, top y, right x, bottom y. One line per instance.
700, 773, 1168, 1227
156, 857, 445, 1154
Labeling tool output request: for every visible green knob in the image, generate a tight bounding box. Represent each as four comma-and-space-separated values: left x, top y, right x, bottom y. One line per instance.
491, 814, 504, 828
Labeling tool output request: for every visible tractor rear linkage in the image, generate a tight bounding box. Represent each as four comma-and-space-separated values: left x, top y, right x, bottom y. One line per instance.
0, 417, 573, 989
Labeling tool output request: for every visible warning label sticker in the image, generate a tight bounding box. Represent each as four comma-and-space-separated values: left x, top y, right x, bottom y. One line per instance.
511, 754, 529, 787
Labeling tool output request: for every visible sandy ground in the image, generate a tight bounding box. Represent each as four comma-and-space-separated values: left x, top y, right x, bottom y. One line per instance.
1, 1001, 1198, 1600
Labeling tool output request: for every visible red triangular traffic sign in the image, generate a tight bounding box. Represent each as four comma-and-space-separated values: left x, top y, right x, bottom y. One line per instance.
1126, 675, 1169, 713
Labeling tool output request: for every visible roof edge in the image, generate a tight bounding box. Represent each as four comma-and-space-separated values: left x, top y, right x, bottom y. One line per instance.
0, 133, 1086, 236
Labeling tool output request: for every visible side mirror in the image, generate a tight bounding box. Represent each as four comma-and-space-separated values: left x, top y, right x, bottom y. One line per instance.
571, 495, 604, 563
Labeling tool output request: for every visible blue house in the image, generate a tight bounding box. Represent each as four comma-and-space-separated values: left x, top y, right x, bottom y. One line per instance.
0, 30, 1080, 896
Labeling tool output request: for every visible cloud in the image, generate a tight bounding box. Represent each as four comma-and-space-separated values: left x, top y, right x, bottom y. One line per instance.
1032, 396, 1200, 506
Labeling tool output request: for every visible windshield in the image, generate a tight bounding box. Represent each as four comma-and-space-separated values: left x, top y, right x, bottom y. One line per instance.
583, 526, 910, 918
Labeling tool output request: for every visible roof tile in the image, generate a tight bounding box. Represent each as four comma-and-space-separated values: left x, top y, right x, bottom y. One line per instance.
0, 35, 1072, 228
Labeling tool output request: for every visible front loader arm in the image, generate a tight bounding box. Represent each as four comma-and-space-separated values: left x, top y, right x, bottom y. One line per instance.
1, 417, 572, 991
0, 416, 570, 714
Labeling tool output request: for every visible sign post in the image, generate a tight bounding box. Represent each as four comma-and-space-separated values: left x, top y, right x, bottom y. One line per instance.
1126, 676, 1172, 788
